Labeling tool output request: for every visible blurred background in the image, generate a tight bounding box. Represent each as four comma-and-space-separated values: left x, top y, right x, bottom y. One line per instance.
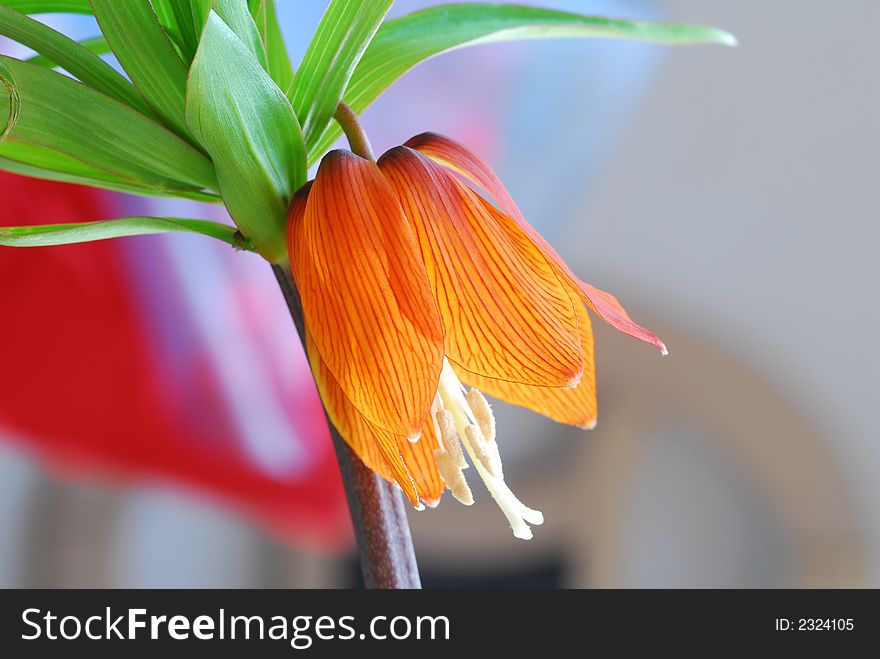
0, 0, 876, 587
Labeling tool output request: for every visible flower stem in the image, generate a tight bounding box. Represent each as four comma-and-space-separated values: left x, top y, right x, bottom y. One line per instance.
272, 264, 422, 589
333, 102, 376, 161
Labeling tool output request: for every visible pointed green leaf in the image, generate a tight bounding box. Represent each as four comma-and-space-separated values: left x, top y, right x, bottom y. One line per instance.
0, 6, 152, 115
90, 0, 191, 138
0, 217, 249, 249
0, 141, 220, 201
150, 1, 179, 33
250, 0, 294, 94
152, 0, 197, 61
0, 1, 92, 13
190, 0, 213, 26
0, 56, 216, 191
211, 0, 268, 71
186, 10, 305, 263
160, 0, 269, 71
310, 3, 737, 162
25, 35, 110, 68
290, 0, 393, 150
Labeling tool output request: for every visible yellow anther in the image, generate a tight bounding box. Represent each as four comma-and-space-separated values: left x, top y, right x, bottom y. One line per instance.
466, 389, 495, 444
433, 449, 474, 505
436, 409, 467, 470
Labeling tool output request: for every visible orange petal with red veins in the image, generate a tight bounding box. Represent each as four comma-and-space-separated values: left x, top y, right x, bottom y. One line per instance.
288, 150, 445, 438
379, 146, 583, 388
400, 414, 446, 507
305, 331, 445, 507
406, 132, 666, 355
305, 332, 417, 506
457, 295, 597, 429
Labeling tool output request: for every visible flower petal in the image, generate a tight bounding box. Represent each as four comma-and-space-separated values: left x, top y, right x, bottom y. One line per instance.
305, 331, 445, 507
379, 146, 583, 388
406, 132, 666, 354
457, 296, 598, 429
401, 414, 446, 507
288, 150, 445, 438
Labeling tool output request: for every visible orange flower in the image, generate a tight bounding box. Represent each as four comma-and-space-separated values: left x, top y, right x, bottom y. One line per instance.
288, 133, 665, 539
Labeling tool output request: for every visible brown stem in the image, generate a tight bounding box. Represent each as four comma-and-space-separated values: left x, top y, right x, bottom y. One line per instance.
272, 264, 422, 589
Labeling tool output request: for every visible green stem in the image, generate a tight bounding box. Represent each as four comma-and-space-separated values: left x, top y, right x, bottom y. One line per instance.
333, 102, 375, 161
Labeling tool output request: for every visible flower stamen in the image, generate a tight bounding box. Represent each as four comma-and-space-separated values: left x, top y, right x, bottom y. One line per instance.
433, 409, 474, 505
466, 389, 495, 443
434, 359, 544, 539
435, 409, 467, 470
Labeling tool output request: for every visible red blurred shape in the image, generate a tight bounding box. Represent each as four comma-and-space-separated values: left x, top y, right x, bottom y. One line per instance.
0, 172, 350, 549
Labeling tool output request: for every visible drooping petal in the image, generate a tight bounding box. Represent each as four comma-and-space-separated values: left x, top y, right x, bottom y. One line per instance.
378, 146, 583, 388
288, 150, 445, 438
401, 415, 447, 507
305, 331, 445, 507
304, 331, 417, 505
406, 132, 667, 355
457, 296, 598, 429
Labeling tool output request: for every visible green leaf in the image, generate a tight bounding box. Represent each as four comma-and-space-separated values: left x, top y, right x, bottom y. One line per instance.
309, 3, 738, 162
0, 57, 19, 141
190, 0, 213, 27
0, 217, 250, 249
0, 140, 220, 201
0, 7, 152, 115
90, 0, 191, 138
211, 0, 268, 71
151, 0, 195, 61
0, 0, 92, 13
250, 0, 294, 93
150, 1, 179, 33
25, 35, 110, 68
0, 56, 216, 191
154, 0, 269, 70
290, 0, 392, 150
186, 10, 305, 264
